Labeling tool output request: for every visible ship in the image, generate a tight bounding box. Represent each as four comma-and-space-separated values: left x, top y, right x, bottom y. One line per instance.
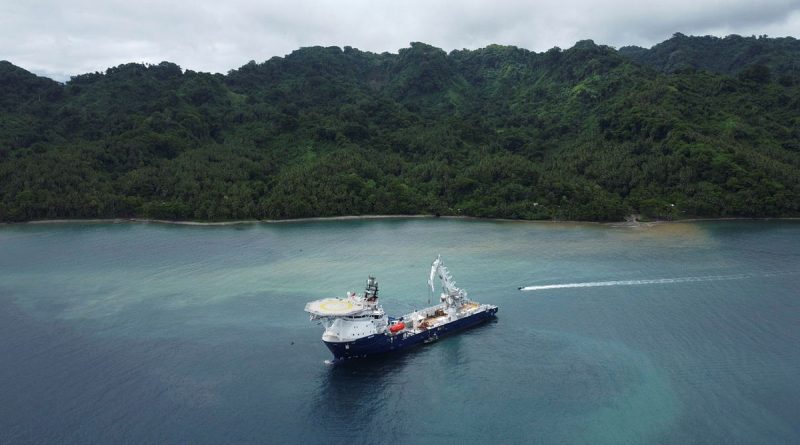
305, 255, 498, 360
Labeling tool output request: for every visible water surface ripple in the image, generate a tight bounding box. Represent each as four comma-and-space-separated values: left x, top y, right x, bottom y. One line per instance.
1, 220, 798, 444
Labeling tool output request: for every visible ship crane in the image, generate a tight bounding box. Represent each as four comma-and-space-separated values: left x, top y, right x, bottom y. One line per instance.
428, 254, 467, 309
305, 255, 498, 360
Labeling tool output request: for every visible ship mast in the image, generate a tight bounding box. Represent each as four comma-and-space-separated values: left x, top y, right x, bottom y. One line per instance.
364, 275, 379, 303
428, 254, 467, 308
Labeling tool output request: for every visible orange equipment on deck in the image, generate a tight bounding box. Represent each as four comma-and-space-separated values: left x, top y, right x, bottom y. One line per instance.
389, 322, 405, 333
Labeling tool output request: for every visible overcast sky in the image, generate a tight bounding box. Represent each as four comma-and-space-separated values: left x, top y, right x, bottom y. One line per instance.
2, 0, 798, 81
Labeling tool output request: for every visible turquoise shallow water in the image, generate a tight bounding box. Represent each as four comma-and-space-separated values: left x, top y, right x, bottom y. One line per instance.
1, 219, 799, 444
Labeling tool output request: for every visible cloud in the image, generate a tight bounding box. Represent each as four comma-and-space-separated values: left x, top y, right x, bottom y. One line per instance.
1, 0, 798, 81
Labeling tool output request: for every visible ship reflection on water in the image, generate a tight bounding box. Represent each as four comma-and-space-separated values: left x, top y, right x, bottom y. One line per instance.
306, 321, 498, 441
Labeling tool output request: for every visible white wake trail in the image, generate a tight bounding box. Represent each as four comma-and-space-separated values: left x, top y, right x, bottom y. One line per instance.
519, 274, 753, 291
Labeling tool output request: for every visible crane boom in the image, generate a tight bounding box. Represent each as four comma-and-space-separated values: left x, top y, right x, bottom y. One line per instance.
428, 255, 467, 308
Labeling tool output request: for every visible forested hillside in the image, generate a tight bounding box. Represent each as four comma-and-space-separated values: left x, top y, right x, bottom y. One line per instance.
1, 34, 799, 222
619, 33, 800, 81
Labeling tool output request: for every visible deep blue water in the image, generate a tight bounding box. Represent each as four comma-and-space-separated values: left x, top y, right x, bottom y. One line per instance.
1, 219, 798, 444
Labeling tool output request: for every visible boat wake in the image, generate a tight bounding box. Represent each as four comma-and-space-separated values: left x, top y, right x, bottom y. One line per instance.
518, 271, 794, 292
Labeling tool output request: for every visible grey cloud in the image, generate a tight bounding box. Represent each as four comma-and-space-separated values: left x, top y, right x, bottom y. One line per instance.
1, 0, 797, 81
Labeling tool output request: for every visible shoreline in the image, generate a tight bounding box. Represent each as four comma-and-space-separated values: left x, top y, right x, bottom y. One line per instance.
9, 215, 800, 227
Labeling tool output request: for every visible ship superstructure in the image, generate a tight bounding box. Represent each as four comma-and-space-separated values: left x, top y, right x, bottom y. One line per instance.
305, 255, 498, 360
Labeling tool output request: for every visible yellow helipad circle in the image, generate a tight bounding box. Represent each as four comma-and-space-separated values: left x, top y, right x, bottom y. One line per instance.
319, 299, 355, 313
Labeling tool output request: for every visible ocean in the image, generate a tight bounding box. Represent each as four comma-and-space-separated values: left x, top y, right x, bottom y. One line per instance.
1, 219, 798, 444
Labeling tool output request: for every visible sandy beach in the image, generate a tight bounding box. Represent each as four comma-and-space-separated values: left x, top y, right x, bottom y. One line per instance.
15, 214, 799, 227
